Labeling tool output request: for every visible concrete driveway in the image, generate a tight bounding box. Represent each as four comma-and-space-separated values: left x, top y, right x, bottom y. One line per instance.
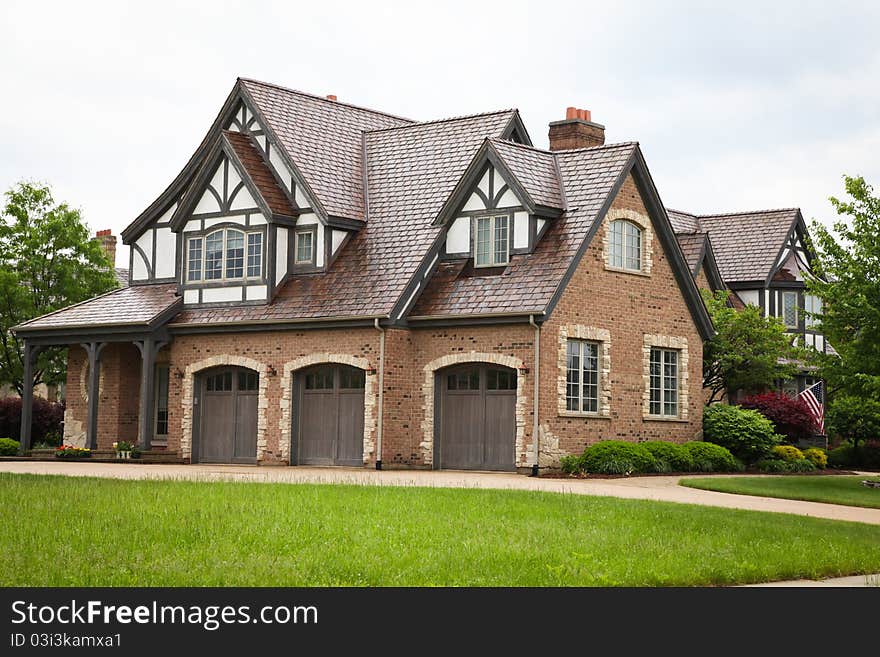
2, 460, 880, 526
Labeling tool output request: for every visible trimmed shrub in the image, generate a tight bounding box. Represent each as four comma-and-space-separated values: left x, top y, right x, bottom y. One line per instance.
802, 448, 828, 469
756, 457, 816, 473
827, 440, 880, 470
559, 454, 584, 475
0, 438, 20, 456
771, 444, 805, 462
683, 441, 743, 473
826, 395, 880, 447
581, 441, 658, 475
703, 404, 782, 464
828, 444, 855, 469
739, 392, 818, 443
0, 397, 64, 444
641, 441, 695, 473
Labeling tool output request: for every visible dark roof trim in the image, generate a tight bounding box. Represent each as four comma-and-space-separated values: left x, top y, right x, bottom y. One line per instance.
121, 83, 245, 244
432, 139, 538, 228
237, 81, 329, 223
764, 209, 804, 287
403, 312, 545, 328
168, 314, 387, 335
499, 110, 533, 147
701, 235, 726, 292
13, 296, 182, 338
221, 132, 300, 222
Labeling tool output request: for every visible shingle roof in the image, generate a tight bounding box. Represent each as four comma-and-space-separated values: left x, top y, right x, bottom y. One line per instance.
667, 208, 700, 233
674, 232, 707, 275
696, 209, 798, 283
170, 111, 519, 325
489, 139, 564, 209
114, 267, 129, 287
14, 284, 179, 332
241, 79, 412, 220
223, 131, 297, 217
410, 143, 637, 316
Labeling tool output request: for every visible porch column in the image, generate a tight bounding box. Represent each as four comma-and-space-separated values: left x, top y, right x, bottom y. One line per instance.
18, 341, 38, 455
83, 341, 106, 450
134, 339, 163, 451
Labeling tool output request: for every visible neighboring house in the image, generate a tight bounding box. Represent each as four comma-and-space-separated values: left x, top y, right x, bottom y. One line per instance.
13, 80, 713, 471
669, 208, 826, 399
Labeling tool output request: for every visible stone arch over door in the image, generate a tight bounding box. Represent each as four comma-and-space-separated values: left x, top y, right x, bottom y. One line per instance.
421, 352, 527, 468
181, 355, 268, 461
280, 353, 377, 464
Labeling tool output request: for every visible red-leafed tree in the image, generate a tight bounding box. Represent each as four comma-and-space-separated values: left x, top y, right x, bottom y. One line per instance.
739, 391, 819, 444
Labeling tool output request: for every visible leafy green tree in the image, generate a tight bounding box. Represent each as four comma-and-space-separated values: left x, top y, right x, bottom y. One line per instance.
701, 290, 801, 403
809, 175, 880, 399
0, 182, 118, 394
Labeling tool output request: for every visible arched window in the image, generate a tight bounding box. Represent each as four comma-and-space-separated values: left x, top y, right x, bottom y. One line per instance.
608, 219, 642, 271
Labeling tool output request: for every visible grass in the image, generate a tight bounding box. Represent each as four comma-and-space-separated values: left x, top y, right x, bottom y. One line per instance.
1, 473, 880, 586
681, 475, 880, 509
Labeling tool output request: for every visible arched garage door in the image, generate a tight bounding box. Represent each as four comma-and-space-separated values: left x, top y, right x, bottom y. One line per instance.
293, 364, 365, 466
196, 367, 259, 464
437, 364, 517, 471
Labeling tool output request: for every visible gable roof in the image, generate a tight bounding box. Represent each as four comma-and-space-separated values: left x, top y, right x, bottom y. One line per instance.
488, 139, 565, 210
169, 110, 518, 326
666, 208, 700, 233
240, 78, 413, 221
224, 131, 297, 217
675, 232, 708, 275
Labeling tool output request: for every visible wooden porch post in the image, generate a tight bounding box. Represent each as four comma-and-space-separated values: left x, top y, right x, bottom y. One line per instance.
83, 341, 106, 450
18, 341, 37, 455
135, 339, 163, 451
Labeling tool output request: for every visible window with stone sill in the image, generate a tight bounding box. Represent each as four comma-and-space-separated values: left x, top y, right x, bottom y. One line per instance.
649, 347, 680, 417
566, 339, 600, 413
607, 219, 642, 272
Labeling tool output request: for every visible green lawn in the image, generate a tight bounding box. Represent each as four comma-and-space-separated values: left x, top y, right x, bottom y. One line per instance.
2, 473, 880, 586
681, 475, 880, 509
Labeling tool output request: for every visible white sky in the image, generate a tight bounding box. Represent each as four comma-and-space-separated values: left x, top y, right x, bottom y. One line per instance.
2, 0, 878, 266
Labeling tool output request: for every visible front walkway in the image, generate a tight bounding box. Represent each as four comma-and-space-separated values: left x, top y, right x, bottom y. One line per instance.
3, 461, 880, 526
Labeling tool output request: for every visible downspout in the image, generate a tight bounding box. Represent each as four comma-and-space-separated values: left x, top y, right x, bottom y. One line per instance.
374, 318, 385, 470
529, 314, 541, 477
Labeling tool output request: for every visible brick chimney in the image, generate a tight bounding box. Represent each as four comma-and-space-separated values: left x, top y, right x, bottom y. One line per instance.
96, 229, 116, 265
548, 106, 605, 150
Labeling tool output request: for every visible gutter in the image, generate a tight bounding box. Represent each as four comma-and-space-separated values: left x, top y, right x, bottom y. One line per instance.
407, 311, 545, 321
374, 318, 386, 470
529, 314, 541, 476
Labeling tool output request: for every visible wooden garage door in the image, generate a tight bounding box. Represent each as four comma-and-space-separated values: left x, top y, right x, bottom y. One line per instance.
438, 364, 516, 471
294, 364, 365, 466
198, 367, 258, 464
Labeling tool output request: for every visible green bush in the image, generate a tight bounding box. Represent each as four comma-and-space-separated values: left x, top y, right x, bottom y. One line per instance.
828, 444, 854, 469
802, 448, 828, 469
581, 441, 658, 475
641, 441, 695, 473
683, 441, 743, 473
771, 445, 805, 462
703, 404, 782, 464
559, 454, 584, 475
756, 457, 816, 473
0, 438, 20, 456
827, 395, 880, 447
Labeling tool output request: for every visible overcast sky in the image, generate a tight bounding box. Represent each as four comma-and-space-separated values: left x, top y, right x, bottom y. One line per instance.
2, 1, 878, 266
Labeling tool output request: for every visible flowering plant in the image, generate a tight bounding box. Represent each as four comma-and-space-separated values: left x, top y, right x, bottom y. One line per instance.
113, 440, 134, 452
54, 445, 91, 459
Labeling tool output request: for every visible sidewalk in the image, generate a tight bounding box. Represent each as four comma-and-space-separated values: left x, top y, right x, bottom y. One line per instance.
2, 460, 880, 525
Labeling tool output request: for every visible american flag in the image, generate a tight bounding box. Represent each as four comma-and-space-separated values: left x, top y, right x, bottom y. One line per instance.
798, 381, 825, 434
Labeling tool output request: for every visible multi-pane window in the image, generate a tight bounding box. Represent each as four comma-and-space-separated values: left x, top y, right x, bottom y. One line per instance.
804, 294, 820, 328
154, 365, 169, 437
447, 368, 480, 390
649, 348, 679, 417
304, 366, 334, 390
206, 371, 233, 392
238, 370, 259, 391
187, 238, 203, 282
608, 219, 642, 271
247, 233, 262, 278
487, 368, 517, 390
566, 340, 600, 413
475, 215, 509, 267
782, 291, 798, 328
295, 230, 314, 264
187, 228, 263, 282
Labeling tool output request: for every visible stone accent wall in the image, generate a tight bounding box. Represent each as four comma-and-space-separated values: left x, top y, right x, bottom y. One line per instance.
641, 334, 690, 421
557, 325, 611, 417
279, 353, 377, 464
538, 173, 704, 464
602, 207, 654, 276
179, 354, 269, 461
419, 351, 527, 467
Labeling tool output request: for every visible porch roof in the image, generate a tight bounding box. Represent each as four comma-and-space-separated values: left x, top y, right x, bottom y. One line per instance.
13, 284, 180, 338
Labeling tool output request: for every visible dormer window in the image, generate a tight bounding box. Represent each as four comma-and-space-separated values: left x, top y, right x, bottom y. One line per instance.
608, 219, 642, 272
475, 214, 509, 267
186, 228, 263, 283
295, 228, 316, 265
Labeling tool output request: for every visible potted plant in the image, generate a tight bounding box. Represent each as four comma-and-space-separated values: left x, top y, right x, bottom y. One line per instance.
113, 440, 134, 460
54, 445, 91, 459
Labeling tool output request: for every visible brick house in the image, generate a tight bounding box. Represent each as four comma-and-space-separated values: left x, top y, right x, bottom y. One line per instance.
14, 80, 717, 472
